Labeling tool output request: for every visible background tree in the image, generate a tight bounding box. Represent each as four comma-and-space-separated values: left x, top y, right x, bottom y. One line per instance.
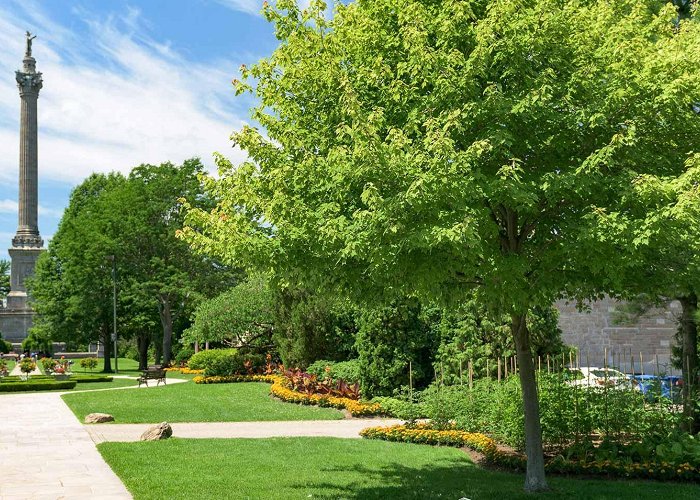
29, 159, 235, 370
184, 274, 275, 351
182, 0, 700, 490
0, 260, 10, 303
29, 173, 126, 372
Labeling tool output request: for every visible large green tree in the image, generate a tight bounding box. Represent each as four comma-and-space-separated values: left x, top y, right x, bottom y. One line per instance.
30, 173, 127, 371
182, 0, 700, 490
30, 160, 234, 370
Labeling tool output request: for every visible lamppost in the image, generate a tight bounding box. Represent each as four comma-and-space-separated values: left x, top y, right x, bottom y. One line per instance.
106, 255, 118, 373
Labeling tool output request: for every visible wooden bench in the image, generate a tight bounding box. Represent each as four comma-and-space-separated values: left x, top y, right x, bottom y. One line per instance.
137, 368, 166, 387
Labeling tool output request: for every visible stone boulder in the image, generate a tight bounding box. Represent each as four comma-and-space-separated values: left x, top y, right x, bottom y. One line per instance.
140, 422, 172, 441
84, 413, 114, 424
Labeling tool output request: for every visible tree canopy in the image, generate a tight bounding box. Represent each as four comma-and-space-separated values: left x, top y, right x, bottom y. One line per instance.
182, 0, 700, 490
30, 159, 235, 370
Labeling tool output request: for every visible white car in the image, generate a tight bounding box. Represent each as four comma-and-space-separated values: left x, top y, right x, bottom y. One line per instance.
565, 367, 629, 388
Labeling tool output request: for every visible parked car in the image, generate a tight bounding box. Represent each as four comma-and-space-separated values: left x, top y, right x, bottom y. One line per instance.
565, 367, 629, 388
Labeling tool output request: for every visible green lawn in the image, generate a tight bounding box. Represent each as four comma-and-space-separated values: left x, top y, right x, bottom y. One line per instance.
98, 437, 700, 500
63, 381, 344, 423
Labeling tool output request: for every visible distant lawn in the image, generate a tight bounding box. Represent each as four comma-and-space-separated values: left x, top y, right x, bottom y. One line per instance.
63, 382, 344, 423
98, 437, 700, 500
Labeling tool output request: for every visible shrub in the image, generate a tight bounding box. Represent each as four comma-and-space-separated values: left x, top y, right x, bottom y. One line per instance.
0, 333, 12, 354
40, 358, 58, 373
19, 357, 36, 374
174, 347, 195, 366
187, 349, 264, 377
306, 359, 361, 384
79, 358, 99, 372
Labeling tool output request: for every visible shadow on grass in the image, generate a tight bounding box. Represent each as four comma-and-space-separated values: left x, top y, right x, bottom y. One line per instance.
293, 460, 699, 500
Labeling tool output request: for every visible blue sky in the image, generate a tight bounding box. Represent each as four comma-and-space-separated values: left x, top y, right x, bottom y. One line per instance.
0, 0, 294, 261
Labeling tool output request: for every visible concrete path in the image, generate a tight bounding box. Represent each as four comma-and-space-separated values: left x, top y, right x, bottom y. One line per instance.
0, 393, 132, 500
86, 418, 404, 443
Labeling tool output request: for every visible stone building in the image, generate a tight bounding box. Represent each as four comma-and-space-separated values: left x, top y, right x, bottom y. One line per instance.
556, 297, 679, 374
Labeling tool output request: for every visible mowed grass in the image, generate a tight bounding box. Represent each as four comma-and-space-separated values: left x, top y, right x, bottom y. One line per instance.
63, 382, 344, 423
98, 437, 700, 500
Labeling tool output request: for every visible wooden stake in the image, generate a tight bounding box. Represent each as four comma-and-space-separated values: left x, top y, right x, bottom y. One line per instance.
409, 361, 413, 401
468, 360, 473, 390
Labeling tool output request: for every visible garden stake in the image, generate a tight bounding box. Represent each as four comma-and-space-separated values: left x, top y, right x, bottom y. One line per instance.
497, 358, 501, 382
538, 355, 541, 373
547, 354, 550, 374
486, 359, 490, 381
469, 360, 473, 390
409, 360, 413, 401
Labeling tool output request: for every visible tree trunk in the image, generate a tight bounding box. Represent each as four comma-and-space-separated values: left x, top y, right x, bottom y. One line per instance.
159, 296, 174, 366
678, 293, 698, 433
101, 328, 112, 373
137, 334, 150, 371
511, 312, 548, 492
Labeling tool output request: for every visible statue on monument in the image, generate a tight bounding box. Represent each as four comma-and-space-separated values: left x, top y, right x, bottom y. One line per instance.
25, 31, 36, 57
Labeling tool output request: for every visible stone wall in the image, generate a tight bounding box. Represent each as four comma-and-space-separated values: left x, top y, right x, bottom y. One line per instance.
556, 297, 679, 374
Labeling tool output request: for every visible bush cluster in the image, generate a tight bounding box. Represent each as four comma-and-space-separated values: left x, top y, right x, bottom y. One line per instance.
187, 349, 264, 377
306, 359, 361, 384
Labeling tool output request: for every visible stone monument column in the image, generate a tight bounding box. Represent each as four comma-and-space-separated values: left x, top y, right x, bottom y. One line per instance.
13, 32, 43, 249
1, 32, 45, 341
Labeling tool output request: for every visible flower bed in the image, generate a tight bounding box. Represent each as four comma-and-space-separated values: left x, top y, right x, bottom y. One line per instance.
193, 374, 382, 416
360, 424, 700, 482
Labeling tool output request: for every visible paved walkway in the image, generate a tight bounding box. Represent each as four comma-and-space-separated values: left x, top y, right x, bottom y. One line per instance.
0, 392, 132, 500
86, 418, 404, 443
9, 362, 41, 377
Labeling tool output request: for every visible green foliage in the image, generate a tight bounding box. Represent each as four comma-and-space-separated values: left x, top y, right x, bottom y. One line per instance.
306, 359, 361, 385
40, 358, 58, 373
21, 330, 52, 354
184, 274, 274, 349
0, 380, 77, 392
0, 259, 9, 302
0, 332, 12, 354
273, 287, 357, 368
433, 301, 568, 383
174, 347, 195, 366
420, 375, 683, 452
187, 348, 264, 377
355, 300, 437, 398
18, 357, 36, 374
79, 358, 99, 372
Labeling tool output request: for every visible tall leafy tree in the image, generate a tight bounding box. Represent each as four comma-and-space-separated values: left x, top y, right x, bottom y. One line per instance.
30, 160, 235, 370
30, 173, 127, 371
182, 0, 700, 490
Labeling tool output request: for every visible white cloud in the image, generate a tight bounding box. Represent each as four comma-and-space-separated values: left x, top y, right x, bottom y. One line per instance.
215, 0, 264, 16
0, 198, 64, 218
0, 2, 248, 185
0, 200, 18, 214
215, 0, 316, 16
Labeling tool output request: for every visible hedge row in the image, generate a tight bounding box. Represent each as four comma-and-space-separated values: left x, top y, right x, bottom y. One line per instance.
0, 380, 77, 392
0, 375, 112, 383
